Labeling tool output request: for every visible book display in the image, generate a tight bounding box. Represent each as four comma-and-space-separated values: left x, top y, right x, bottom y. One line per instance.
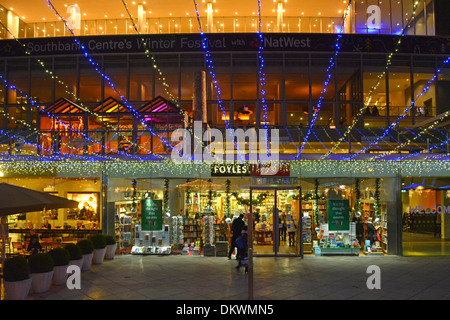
183, 218, 203, 244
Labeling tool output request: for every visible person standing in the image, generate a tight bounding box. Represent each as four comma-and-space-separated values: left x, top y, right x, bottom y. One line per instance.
279, 211, 287, 242
286, 215, 297, 246
366, 218, 377, 248
235, 226, 248, 272
228, 214, 245, 260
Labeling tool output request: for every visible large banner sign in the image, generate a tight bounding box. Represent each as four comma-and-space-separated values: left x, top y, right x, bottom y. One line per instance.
0, 33, 448, 57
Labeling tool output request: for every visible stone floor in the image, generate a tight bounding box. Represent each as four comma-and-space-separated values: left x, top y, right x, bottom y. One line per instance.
3, 253, 450, 301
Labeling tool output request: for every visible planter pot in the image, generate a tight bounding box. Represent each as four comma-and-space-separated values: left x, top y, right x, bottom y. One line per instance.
30, 271, 54, 294
4, 278, 32, 300
69, 258, 84, 271
81, 253, 93, 271
105, 244, 117, 260
92, 247, 106, 265
52, 265, 69, 286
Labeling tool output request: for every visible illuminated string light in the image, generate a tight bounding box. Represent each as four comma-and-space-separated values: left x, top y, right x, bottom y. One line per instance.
324, 1, 422, 159
257, 0, 269, 155
347, 55, 450, 160
0, 19, 166, 157
295, 1, 351, 158
192, 0, 245, 161
120, 0, 187, 120
46, 0, 181, 157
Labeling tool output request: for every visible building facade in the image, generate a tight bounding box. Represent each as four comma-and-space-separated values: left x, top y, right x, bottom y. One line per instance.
0, 0, 448, 257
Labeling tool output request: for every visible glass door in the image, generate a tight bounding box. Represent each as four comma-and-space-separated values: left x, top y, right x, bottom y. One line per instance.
249, 187, 302, 257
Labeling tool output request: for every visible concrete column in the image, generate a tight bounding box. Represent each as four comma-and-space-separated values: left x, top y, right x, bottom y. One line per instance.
277, 1, 284, 32
206, 1, 214, 33
192, 71, 207, 160
7, 10, 19, 39
138, 3, 147, 33
193, 71, 207, 124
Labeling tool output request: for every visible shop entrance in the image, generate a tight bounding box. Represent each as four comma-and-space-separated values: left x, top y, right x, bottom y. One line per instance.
249, 186, 302, 257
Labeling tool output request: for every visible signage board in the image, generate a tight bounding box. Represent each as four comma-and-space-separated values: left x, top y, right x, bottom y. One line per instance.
327, 199, 350, 231
1, 33, 447, 57
141, 198, 163, 231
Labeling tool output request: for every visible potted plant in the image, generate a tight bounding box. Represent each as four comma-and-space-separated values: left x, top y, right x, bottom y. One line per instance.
104, 235, 117, 260
90, 234, 107, 264
77, 239, 94, 271
48, 247, 70, 286
3, 256, 31, 300
28, 253, 54, 294
65, 243, 84, 270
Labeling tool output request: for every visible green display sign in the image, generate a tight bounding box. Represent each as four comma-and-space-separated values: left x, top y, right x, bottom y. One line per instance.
327, 199, 350, 231
141, 198, 163, 231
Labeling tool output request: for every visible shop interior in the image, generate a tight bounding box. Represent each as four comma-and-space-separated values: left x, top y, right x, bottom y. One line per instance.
0, 177, 101, 253
109, 176, 390, 257
402, 177, 450, 256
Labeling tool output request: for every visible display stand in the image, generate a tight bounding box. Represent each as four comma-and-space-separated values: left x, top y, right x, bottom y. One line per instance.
302, 215, 312, 253
381, 211, 388, 253
316, 222, 360, 256
171, 215, 184, 252
131, 224, 172, 255
119, 215, 132, 251
319, 247, 360, 255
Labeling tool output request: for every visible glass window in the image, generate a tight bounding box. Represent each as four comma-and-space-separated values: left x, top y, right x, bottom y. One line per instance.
311, 54, 336, 101
31, 58, 53, 103
391, 0, 404, 35
402, 177, 450, 256
263, 54, 284, 101
363, 55, 388, 121
103, 56, 128, 101
413, 56, 437, 117
337, 54, 361, 102
129, 55, 154, 102
7, 59, 29, 105
287, 104, 308, 126
180, 54, 204, 102
154, 54, 179, 102
234, 103, 256, 127
208, 54, 231, 101
79, 58, 101, 102
54, 57, 78, 101
388, 62, 412, 120
285, 54, 309, 101
232, 54, 257, 100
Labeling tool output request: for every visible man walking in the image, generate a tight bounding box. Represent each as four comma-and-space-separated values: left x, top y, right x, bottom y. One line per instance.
227, 214, 245, 260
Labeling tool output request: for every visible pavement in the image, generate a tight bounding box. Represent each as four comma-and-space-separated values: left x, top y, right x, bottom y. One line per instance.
4, 253, 450, 301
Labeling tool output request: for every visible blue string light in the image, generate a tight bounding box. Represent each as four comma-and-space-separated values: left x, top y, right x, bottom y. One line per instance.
346, 55, 450, 160
295, 1, 352, 159
257, 0, 269, 156
192, 0, 245, 162
46, 0, 180, 158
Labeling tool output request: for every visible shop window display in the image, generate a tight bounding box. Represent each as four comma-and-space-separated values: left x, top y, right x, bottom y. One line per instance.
402, 177, 450, 256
